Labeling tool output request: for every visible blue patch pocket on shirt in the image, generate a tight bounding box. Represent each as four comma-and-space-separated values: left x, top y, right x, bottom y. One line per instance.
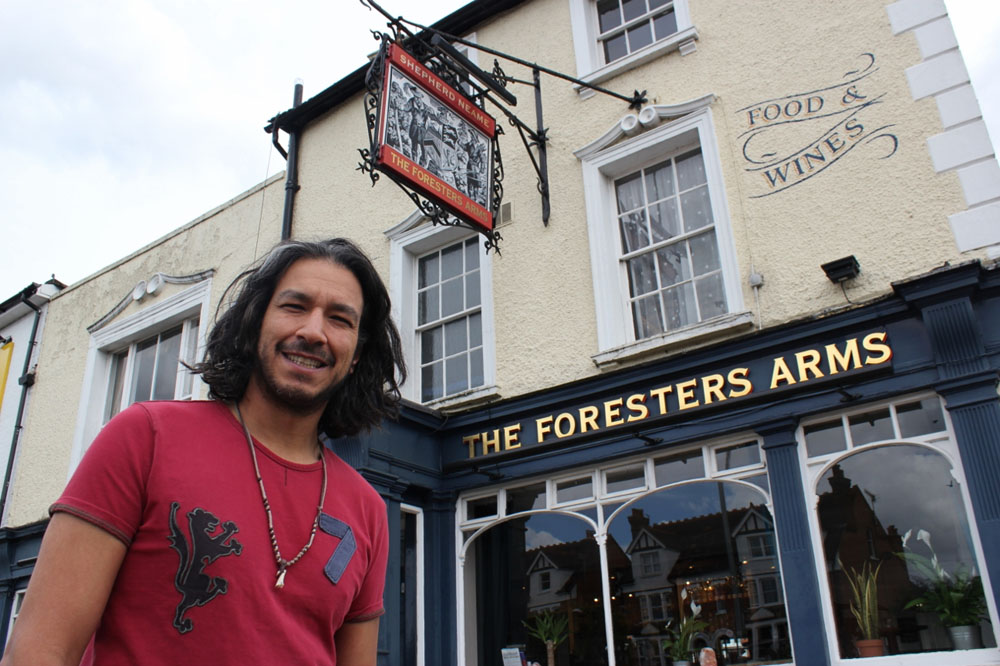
319, 513, 356, 584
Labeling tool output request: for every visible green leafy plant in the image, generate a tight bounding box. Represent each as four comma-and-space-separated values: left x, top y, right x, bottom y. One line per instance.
846, 562, 881, 640
661, 592, 708, 662
523, 610, 569, 666
898, 529, 988, 627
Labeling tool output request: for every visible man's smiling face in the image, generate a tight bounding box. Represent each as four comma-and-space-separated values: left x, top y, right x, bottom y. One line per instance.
252, 257, 364, 414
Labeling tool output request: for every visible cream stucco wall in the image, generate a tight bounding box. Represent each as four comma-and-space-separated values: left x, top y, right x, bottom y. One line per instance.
7, 176, 284, 526
290, 0, 994, 400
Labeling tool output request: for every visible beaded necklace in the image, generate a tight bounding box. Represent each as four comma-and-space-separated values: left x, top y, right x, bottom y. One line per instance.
235, 403, 328, 589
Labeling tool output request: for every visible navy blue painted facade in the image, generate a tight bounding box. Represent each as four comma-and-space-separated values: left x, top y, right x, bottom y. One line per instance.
351, 260, 1000, 665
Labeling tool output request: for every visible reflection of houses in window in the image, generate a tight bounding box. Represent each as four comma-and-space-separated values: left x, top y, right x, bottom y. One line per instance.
616, 504, 790, 663
524, 532, 630, 614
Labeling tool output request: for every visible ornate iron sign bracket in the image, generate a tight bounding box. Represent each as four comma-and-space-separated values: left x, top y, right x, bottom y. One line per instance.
357, 0, 648, 248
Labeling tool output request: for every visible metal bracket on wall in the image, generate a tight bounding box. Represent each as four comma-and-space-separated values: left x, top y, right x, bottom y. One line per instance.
359, 0, 648, 233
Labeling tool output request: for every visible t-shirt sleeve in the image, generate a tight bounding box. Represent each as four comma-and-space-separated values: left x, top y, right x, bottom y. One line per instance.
49, 404, 154, 546
343, 490, 390, 623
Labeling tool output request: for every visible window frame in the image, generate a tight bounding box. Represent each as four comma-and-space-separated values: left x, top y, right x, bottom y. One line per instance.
800, 393, 1000, 665
455, 434, 776, 665
578, 105, 747, 364
568, 0, 697, 91
387, 213, 497, 407
70, 279, 211, 473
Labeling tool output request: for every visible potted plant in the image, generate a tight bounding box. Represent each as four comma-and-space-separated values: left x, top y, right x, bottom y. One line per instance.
661, 593, 708, 666
845, 562, 884, 657
898, 529, 988, 650
523, 610, 568, 666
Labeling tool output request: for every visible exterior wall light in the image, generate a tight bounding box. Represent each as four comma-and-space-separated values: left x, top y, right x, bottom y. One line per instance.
821, 255, 860, 283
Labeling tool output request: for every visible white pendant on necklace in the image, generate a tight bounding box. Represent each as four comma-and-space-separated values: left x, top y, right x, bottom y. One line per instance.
275, 568, 287, 589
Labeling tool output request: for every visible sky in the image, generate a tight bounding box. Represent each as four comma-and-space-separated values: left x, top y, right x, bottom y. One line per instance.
1, 0, 998, 299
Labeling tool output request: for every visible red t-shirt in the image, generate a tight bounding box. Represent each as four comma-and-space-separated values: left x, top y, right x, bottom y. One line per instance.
51, 400, 389, 666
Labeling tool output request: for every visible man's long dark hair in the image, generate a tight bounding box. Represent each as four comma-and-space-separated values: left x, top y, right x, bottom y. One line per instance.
190, 238, 406, 438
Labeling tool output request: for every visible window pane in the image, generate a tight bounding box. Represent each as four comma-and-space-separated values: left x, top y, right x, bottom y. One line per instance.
597, 0, 622, 32
627, 253, 657, 297
556, 476, 592, 503
104, 350, 128, 423
817, 445, 994, 657
626, 21, 653, 52
648, 199, 680, 242
470, 348, 484, 389
467, 496, 497, 519
653, 450, 704, 485
418, 253, 439, 289
680, 184, 714, 233
441, 242, 464, 280
804, 419, 847, 457
421, 326, 442, 363
632, 294, 665, 339
676, 150, 707, 190
421, 362, 442, 402
468, 311, 483, 348
464, 237, 480, 270
417, 287, 438, 325
689, 231, 721, 275
469, 514, 606, 666
180, 318, 200, 398
603, 31, 629, 63
622, 0, 645, 22
441, 277, 464, 318
606, 465, 645, 494
446, 354, 468, 395
444, 319, 467, 356
715, 441, 761, 471
644, 160, 675, 201
129, 337, 158, 404
508, 483, 546, 513
897, 398, 946, 438
656, 243, 690, 287
619, 211, 650, 253
662, 282, 696, 330
695, 272, 727, 320
151, 327, 182, 401
848, 408, 893, 445
652, 8, 677, 39
465, 268, 481, 308
609, 482, 790, 665
616, 172, 644, 213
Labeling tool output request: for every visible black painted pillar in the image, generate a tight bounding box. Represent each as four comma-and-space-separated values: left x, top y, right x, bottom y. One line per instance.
759, 418, 831, 666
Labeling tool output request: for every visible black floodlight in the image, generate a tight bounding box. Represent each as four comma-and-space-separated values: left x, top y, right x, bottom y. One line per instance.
821, 255, 861, 283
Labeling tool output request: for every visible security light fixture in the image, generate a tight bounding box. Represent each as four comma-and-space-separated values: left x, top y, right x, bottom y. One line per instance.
821, 255, 860, 283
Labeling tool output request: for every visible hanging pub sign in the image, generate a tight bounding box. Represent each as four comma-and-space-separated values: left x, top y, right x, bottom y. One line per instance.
373, 43, 497, 234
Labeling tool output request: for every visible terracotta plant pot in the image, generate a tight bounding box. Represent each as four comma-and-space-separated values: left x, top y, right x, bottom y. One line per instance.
855, 638, 884, 657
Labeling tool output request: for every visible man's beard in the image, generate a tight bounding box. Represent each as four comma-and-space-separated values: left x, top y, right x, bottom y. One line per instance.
253, 346, 348, 415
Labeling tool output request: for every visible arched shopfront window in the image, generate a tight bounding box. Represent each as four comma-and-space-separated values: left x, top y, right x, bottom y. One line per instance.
459, 439, 792, 666
806, 395, 997, 661
608, 481, 789, 665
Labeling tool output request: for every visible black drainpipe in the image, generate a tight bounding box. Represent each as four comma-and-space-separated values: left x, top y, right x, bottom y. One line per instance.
280, 81, 304, 240
0, 290, 42, 522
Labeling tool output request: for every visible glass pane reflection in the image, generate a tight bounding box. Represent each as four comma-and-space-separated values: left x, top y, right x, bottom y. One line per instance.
609, 482, 790, 665
471, 513, 606, 666
817, 445, 995, 657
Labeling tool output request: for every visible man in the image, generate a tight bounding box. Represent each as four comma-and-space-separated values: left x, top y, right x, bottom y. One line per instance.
2, 239, 406, 665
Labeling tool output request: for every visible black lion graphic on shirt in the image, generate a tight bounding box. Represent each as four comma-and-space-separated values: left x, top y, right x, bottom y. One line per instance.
167, 502, 243, 634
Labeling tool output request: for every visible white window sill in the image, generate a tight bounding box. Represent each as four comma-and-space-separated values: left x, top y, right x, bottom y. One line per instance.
592, 310, 755, 369
425, 384, 501, 413
574, 26, 699, 97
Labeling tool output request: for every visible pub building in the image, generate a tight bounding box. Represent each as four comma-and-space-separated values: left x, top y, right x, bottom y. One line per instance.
2, 1, 1000, 665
